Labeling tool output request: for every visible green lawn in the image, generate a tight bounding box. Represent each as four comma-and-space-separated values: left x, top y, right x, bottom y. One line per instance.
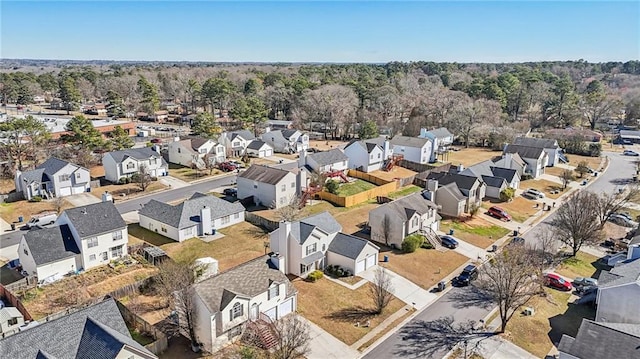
440, 219, 511, 249
388, 185, 422, 199
336, 179, 376, 196
129, 328, 155, 346
556, 251, 602, 279
444, 220, 510, 238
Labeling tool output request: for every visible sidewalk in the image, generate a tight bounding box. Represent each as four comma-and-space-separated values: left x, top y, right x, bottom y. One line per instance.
351, 304, 413, 350
359, 267, 436, 310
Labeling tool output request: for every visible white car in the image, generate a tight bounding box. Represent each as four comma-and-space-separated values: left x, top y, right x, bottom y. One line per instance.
524, 188, 545, 199
623, 150, 639, 156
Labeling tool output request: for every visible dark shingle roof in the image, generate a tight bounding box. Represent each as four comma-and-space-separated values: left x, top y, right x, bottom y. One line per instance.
371, 192, 438, 222
189, 137, 210, 151
228, 130, 255, 141
426, 172, 480, 191
481, 175, 506, 188
390, 136, 431, 148
246, 139, 270, 150
20, 168, 46, 185
491, 167, 517, 182
23, 225, 80, 266
364, 136, 388, 147
106, 147, 163, 163
328, 233, 379, 260
427, 127, 454, 139
599, 258, 640, 288
36, 157, 78, 175
193, 255, 296, 313
282, 211, 343, 245
504, 144, 545, 160
345, 140, 380, 154
63, 201, 126, 238
308, 148, 348, 166
281, 129, 299, 139
139, 192, 244, 229
558, 319, 640, 359
238, 165, 292, 185
513, 137, 558, 149
0, 298, 156, 359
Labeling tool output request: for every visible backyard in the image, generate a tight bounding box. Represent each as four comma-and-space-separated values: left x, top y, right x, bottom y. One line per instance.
335, 179, 376, 196
388, 185, 422, 199
443, 147, 502, 167
0, 198, 72, 224
168, 163, 223, 182
440, 218, 511, 249
369, 167, 417, 182
521, 178, 565, 200
482, 197, 541, 223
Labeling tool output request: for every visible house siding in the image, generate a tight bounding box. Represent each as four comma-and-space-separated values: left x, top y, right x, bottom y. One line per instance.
435, 189, 465, 218
103, 152, 167, 183
327, 244, 379, 275
237, 172, 297, 209
392, 142, 432, 164
344, 145, 383, 173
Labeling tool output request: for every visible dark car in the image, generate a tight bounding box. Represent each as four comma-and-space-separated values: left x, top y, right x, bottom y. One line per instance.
439, 235, 459, 249
150, 138, 162, 143
454, 264, 478, 286
223, 188, 237, 197
510, 237, 525, 245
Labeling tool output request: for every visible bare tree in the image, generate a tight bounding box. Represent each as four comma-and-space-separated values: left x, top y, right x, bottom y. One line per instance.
369, 267, 394, 314
560, 169, 575, 190
203, 154, 218, 175
381, 214, 392, 246
550, 191, 602, 256
270, 314, 311, 359
53, 196, 66, 214
595, 184, 640, 228
134, 164, 152, 192
451, 98, 502, 148
476, 246, 540, 333
275, 195, 304, 222
575, 160, 590, 178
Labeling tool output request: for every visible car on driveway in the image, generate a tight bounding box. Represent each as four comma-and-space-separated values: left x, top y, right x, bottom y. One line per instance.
523, 188, 545, 199
487, 206, 512, 221
228, 160, 245, 168
608, 213, 638, 227
453, 264, 478, 287
544, 272, 573, 291
573, 277, 598, 288
439, 235, 459, 249
623, 150, 639, 156
223, 188, 237, 197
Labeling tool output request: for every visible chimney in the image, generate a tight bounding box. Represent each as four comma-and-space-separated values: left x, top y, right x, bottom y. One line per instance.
298, 149, 307, 168
200, 206, 212, 235
276, 221, 291, 274
456, 164, 464, 173
270, 252, 286, 273
102, 191, 113, 203
383, 139, 391, 160
419, 128, 428, 138
424, 179, 438, 202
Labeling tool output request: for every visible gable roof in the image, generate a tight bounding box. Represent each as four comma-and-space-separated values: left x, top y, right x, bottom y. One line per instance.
558, 319, 640, 359
105, 147, 163, 163
36, 157, 80, 175
346, 140, 380, 154
390, 136, 431, 148
481, 175, 507, 188
491, 167, 518, 182
599, 258, 640, 288
427, 127, 454, 139
228, 130, 255, 141
23, 224, 80, 266
463, 160, 517, 186
281, 129, 299, 139
513, 136, 559, 149
63, 201, 126, 238
189, 137, 211, 151
372, 192, 438, 222
425, 172, 481, 191
238, 165, 292, 185
246, 139, 271, 151
307, 148, 348, 166
504, 144, 546, 160
328, 232, 379, 260
0, 298, 156, 359
493, 152, 526, 168
139, 192, 244, 229
0, 307, 23, 322
363, 136, 389, 147
193, 255, 296, 314
439, 182, 466, 202
282, 211, 343, 245
20, 168, 46, 185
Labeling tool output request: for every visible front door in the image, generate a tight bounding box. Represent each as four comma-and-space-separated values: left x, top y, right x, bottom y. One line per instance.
250, 304, 259, 321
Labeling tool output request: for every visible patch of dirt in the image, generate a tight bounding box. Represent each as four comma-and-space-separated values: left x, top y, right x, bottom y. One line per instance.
0, 178, 14, 195
309, 139, 349, 151
90, 165, 105, 178
370, 167, 417, 182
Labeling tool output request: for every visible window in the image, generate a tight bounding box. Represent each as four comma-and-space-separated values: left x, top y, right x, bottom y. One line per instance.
234, 212, 240, 219
221, 215, 230, 225
184, 227, 193, 236
378, 153, 381, 159
253, 184, 258, 189
8, 318, 17, 326
23, 248, 28, 256
231, 302, 243, 319
217, 147, 224, 154
87, 237, 99, 248
268, 285, 280, 300
291, 182, 295, 188
161, 227, 167, 233
281, 184, 286, 192
75, 172, 82, 179
111, 245, 123, 258
58, 174, 70, 181
199, 148, 207, 154
322, 244, 326, 251
300, 263, 310, 274
412, 216, 419, 227
150, 158, 157, 165
126, 163, 135, 170
101, 252, 108, 261
233, 141, 240, 147
112, 231, 123, 241
279, 197, 286, 205
306, 243, 317, 256
89, 254, 96, 261
342, 160, 346, 166
177, 148, 181, 153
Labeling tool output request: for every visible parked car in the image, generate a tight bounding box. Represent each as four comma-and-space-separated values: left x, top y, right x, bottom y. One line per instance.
453, 265, 478, 287
223, 188, 237, 197
218, 162, 237, 172
573, 277, 598, 288
612, 212, 634, 222
623, 150, 639, 156
439, 235, 459, 249
523, 188, 545, 199
26, 213, 57, 229
544, 273, 573, 291
510, 236, 525, 245
228, 160, 245, 168
608, 213, 638, 227
487, 206, 512, 221
150, 138, 162, 143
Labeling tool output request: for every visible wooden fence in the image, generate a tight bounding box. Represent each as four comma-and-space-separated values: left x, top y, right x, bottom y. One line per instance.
106, 277, 155, 299
3, 276, 37, 293
318, 180, 399, 207
398, 159, 440, 173
114, 298, 168, 356
0, 284, 33, 321
245, 212, 279, 231
347, 169, 392, 186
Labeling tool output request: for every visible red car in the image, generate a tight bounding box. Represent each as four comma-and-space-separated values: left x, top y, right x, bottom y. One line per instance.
544, 273, 573, 291
487, 206, 512, 221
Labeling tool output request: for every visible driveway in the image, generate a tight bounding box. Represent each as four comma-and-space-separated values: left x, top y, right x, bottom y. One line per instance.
452, 238, 487, 260
301, 316, 359, 359
359, 267, 436, 310
159, 175, 190, 189
65, 193, 101, 207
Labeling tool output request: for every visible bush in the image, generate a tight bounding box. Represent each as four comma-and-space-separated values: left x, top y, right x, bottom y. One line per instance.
421, 241, 434, 249
500, 187, 516, 202
306, 270, 324, 282
325, 179, 339, 194
402, 234, 425, 253
521, 173, 533, 181
588, 143, 602, 157
30, 196, 42, 202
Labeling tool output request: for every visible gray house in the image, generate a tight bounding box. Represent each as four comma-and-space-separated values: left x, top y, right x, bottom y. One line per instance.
503, 144, 548, 178
15, 157, 91, 200
595, 258, 640, 324
424, 172, 486, 215
260, 129, 309, 154
102, 147, 168, 183
512, 137, 561, 167
461, 160, 520, 199
558, 319, 640, 359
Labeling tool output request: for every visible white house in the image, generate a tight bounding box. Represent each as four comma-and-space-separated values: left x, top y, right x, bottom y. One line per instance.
260, 129, 309, 154
245, 140, 274, 158
18, 224, 81, 283
139, 192, 245, 242
218, 130, 255, 157
503, 144, 548, 178
595, 258, 640, 324
364, 136, 393, 160
419, 127, 455, 162
513, 137, 561, 167
343, 140, 384, 172
298, 148, 349, 173
270, 212, 380, 277
369, 192, 440, 248
168, 137, 226, 168
102, 147, 168, 183
191, 255, 297, 353
0, 307, 24, 336
390, 136, 433, 164
237, 165, 298, 208
15, 157, 91, 200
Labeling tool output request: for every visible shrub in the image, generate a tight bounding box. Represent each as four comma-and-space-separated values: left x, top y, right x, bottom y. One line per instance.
307, 270, 324, 282
30, 196, 42, 202
421, 241, 434, 249
521, 173, 533, 181
325, 179, 340, 194
118, 178, 128, 185
588, 143, 602, 157
500, 187, 515, 202
402, 234, 425, 253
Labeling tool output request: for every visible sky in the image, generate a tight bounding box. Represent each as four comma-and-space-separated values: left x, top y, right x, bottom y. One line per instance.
1, 1, 638, 63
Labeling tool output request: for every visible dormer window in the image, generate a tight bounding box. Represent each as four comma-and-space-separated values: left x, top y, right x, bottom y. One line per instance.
268, 285, 280, 300
231, 302, 243, 319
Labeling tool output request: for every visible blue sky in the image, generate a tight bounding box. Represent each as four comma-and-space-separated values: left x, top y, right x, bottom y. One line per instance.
1, 1, 638, 62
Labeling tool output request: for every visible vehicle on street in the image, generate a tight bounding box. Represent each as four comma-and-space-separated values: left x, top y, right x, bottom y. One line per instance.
453, 265, 478, 287
26, 213, 57, 229
487, 206, 512, 221
544, 272, 573, 291
573, 277, 598, 288
150, 138, 162, 143
439, 235, 459, 249
623, 150, 639, 156
510, 236, 525, 245
608, 213, 638, 227
523, 188, 545, 199
223, 188, 237, 197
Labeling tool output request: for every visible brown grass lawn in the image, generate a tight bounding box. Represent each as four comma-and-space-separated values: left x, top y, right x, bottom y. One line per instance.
0, 178, 14, 195
168, 164, 222, 182
309, 139, 349, 151
440, 217, 510, 249
544, 166, 569, 177
566, 154, 604, 171
381, 247, 469, 289
482, 197, 541, 223
294, 277, 405, 345
0, 198, 73, 224
358, 307, 416, 351
90, 165, 105, 178
521, 179, 565, 199
505, 289, 595, 358
91, 181, 167, 201
555, 251, 602, 279
128, 222, 268, 271
369, 167, 417, 182
445, 148, 502, 167
388, 185, 422, 199
120, 293, 170, 325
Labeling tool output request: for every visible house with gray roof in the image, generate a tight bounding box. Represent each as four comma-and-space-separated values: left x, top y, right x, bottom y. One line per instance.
461, 158, 521, 199
260, 129, 309, 154
299, 148, 349, 173
558, 319, 640, 359
167, 137, 226, 168
343, 140, 385, 172
503, 143, 549, 178
245, 139, 274, 158
419, 127, 455, 162
139, 192, 245, 242
595, 258, 640, 324
424, 172, 486, 215
218, 130, 256, 157
18, 224, 81, 283
270, 211, 379, 277
0, 298, 158, 359
512, 136, 561, 167
390, 135, 434, 164
15, 157, 90, 200
102, 147, 167, 183
191, 254, 297, 353
237, 165, 300, 209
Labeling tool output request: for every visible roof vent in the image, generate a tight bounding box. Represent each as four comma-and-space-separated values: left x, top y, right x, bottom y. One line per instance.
81, 209, 87, 215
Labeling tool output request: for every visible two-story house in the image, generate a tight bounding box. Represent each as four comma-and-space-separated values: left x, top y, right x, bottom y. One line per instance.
460, 160, 521, 199
513, 136, 561, 167
191, 255, 297, 353
369, 192, 440, 248
390, 136, 433, 164
595, 258, 640, 324
424, 172, 486, 216
503, 144, 549, 178
15, 157, 91, 200
419, 127, 455, 162
168, 137, 226, 168
103, 147, 168, 183
218, 130, 255, 157
343, 140, 384, 172
364, 136, 393, 160
237, 165, 298, 208
270, 211, 379, 277
260, 129, 309, 154
298, 148, 349, 173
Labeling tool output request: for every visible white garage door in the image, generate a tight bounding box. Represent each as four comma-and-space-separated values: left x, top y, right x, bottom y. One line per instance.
264, 306, 277, 321
259, 150, 266, 157
265, 149, 273, 157
59, 187, 72, 196
355, 259, 365, 274
279, 298, 293, 318
366, 254, 377, 269
72, 186, 85, 194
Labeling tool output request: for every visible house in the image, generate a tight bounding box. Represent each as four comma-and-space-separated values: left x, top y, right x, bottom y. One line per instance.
343, 140, 384, 172
364, 136, 393, 160
0, 298, 158, 359
84, 104, 107, 116
298, 148, 349, 173
460, 160, 521, 199
245, 140, 274, 158
266, 120, 294, 130
15, 157, 91, 200
218, 130, 256, 157
419, 127, 455, 162
512, 137, 561, 167
0, 307, 24, 335
503, 144, 548, 178
558, 319, 640, 359
237, 165, 298, 208
269, 211, 379, 277
595, 258, 640, 324
491, 152, 526, 179
390, 136, 433, 164
191, 255, 297, 353
168, 137, 226, 168
19, 199, 128, 283
619, 130, 640, 144
369, 192, 440, 248
422, 173, 486, 217
260, 129, 309, 154
103, 147, 168, 183
139, 192, 245, 242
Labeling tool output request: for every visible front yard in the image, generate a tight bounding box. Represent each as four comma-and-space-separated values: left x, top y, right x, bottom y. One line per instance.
440, 218, 510, 249
566, 154, 604, 171
336, 179, 376, 196
521, 178, 565, 200
294, 277, 406, 345
555, 251, 602, 280
90, 181, 167, 201
482, 197, 541, 223
381, 247, 469, 289
0, 198, 72, 224
168, 163, 222, 182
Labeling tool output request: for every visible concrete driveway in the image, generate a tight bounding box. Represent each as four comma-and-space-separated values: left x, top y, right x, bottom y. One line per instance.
452, 238, 487, 260
360, 267, 436, 310
65, 193, 101, 207
300, 316, 359, 359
